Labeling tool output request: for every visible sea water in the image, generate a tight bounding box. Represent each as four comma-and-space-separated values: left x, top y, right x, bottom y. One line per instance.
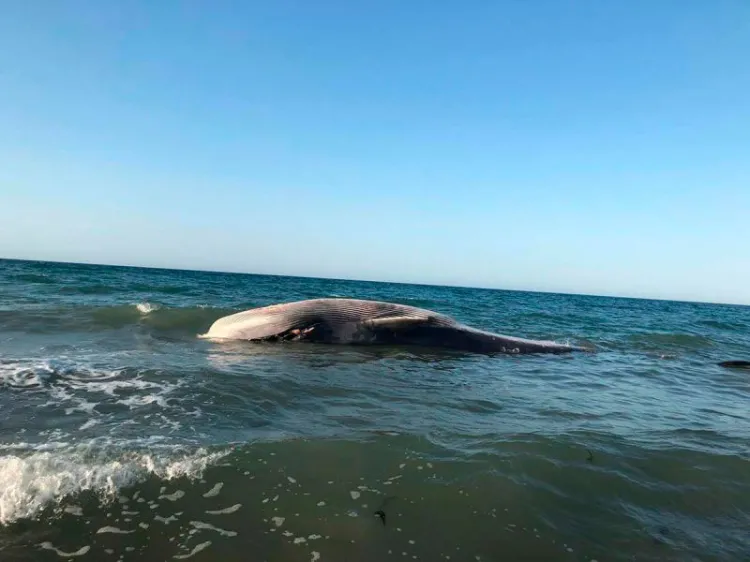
0, 258, 748, 561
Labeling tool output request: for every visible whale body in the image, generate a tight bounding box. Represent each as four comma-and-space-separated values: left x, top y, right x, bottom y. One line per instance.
200, 298, 586, 355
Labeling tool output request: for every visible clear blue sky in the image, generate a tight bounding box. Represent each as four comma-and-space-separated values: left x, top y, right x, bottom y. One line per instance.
1, 1, 748, 305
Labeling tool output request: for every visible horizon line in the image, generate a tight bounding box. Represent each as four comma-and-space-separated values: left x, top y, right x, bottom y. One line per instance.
1, 255, 747, 309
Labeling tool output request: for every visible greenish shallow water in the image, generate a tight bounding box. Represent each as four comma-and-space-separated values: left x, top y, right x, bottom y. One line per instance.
0, 258, 748, 562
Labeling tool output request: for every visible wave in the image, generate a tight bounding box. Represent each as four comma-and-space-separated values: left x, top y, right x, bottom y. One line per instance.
59, 285, 119, 295
127, 283, 196, 295
0, 355, 219, 526
627, 332, 714, 351
52, 284, 198, 296
0, 443, 228, 524
6, 276, 200, 297
0, 436, 746, 562
0, 358, 196, 444
135, 302, 161, 314
0, 359, 178, 393
698, 319, 749, 331
8, 274, 56, 284
0, 304, 237, 336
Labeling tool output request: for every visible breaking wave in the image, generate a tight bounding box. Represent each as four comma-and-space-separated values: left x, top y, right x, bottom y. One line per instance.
0, 444, 229, 524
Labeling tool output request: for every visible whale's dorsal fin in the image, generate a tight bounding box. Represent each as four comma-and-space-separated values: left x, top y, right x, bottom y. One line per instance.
363, 315, 437, 331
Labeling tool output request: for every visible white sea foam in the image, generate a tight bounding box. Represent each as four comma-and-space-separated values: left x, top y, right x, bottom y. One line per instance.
0, 360, 64, 389
205, 503, 240, 515
174, 540, 211, 559
0, 358, 188, 441
0, 359, 121, 388
79, 418, 100, 431
159, 490, 186, 502
0, 445, 228, 524
135, 302, 161, 314
202, 482, 223, 498
96, 526, 134, 535
117, 394, 171, 410
39, 542, 91, 558
189, 520, 237, 537
0, 359, 182, 401
63, 505, 83, 516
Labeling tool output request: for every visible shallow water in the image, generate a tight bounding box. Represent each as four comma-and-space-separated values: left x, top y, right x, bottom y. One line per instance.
0, 258, 749, 561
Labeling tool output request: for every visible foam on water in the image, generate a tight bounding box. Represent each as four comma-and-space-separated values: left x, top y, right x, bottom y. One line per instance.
39, 542, 92, 558
96, 526, 135, 535
202, 482, 223, 498
189, 520, 237, 537
0, 359, 179, 397
0, 357, 193, 446
0, 445, 228, 524
159, 490, 186, 502
174, 540, 211, 559
205, 503, 241, 515
135, 302, 161, 315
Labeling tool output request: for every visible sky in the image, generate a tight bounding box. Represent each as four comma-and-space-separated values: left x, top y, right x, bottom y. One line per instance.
1, 1, 749, 305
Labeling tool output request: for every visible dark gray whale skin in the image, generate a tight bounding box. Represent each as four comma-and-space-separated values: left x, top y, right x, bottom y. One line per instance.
718, 360, 750, 370
200, 298, 587, 355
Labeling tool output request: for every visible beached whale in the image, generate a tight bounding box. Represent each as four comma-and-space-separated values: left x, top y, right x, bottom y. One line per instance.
200, 298, 587, 354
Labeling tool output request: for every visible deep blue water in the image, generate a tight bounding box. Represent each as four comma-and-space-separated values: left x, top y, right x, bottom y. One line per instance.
0, 258, 749, 562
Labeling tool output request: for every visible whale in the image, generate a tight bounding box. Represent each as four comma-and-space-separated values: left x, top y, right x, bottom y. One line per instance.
199, 298, 588, 355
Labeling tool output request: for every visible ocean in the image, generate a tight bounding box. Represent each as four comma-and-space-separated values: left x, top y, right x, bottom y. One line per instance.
0, 258, 748, 562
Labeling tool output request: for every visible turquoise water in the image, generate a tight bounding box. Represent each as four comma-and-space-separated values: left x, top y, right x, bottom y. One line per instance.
0, 258, 748, 561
